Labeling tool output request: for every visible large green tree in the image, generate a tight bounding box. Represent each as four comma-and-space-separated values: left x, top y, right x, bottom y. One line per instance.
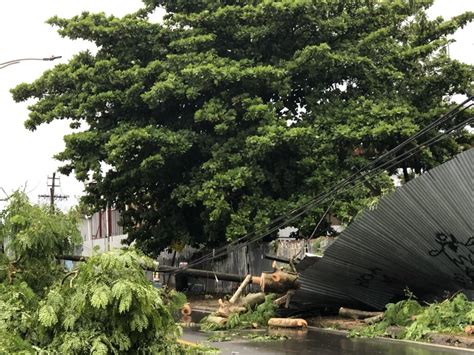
12, 0, 473, 254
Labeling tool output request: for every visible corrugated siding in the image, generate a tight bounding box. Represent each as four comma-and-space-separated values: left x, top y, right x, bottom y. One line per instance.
87, 209, 123, 239
292, 148, 474, 310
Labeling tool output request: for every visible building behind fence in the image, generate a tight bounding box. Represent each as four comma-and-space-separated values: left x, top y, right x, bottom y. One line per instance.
76, 211, 334, 294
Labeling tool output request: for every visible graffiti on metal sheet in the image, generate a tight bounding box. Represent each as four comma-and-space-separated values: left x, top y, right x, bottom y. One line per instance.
429, 233, 474, 285
355, 267, 399, 288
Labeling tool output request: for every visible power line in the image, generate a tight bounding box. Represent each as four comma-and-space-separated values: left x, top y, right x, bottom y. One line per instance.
189, 113, 474, 268
182, 98, 473, 270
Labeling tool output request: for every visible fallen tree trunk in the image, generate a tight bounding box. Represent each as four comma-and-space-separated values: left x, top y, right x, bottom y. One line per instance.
339, 307, 383, 320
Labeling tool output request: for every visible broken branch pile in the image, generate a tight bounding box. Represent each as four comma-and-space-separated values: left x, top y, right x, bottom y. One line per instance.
201, 266, 301, 331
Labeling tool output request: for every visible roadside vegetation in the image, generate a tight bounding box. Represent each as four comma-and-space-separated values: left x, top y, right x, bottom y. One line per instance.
0, 193, 195, 354
351, 293, 474, 342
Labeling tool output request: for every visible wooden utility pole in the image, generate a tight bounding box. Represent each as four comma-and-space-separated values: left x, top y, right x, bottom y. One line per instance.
38, 172, 69, 210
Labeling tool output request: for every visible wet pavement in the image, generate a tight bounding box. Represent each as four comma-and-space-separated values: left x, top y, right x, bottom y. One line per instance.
182, 326, 474, 355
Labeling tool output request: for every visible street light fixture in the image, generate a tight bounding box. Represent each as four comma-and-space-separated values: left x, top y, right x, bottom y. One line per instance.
0, 55, 62, 70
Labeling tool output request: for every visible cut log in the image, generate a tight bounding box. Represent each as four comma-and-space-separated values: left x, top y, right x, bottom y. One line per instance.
268, 327, 308, 339
216, 292, 265, 317
241, 292, 265, 308
206, 316, 227, 327
364, 313, 384, 324
251, 276, 261, 285
339, 307, 383, 320
260, 271, 299, 293
181, 303, 192, 316
229, 274, 252, 304
215, 300, 247, 318
268, 318, 308, 328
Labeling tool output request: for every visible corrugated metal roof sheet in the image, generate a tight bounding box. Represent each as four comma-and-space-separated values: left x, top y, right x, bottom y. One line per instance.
292, 148, 474, 310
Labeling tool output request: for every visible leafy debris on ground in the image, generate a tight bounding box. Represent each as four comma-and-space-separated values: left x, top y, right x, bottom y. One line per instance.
243, 333, 290, 342
201, 295, 277, 331
351, 293, 474, 342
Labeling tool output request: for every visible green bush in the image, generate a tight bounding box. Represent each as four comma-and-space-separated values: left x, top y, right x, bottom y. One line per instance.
352, 293, 474, 341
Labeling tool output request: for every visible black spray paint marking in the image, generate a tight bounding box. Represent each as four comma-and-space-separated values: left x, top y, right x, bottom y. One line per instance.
429, 233, 474, 285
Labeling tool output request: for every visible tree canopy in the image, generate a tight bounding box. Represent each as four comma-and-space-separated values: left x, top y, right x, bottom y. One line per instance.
12, 0, 474, 254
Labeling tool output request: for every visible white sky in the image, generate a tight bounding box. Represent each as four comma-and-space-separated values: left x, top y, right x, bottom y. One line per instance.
0, 0, 473, 210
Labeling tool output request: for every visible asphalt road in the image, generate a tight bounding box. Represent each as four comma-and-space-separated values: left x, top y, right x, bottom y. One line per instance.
182, 327, 474, 355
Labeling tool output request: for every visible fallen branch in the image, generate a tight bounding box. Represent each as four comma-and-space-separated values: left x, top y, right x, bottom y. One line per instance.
339, 307, 383, 320
229, 274, 252, 304
206, 316, 227, 327
364, 313, 384, 324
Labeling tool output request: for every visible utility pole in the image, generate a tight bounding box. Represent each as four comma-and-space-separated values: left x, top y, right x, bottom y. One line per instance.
38, 172, 69, 210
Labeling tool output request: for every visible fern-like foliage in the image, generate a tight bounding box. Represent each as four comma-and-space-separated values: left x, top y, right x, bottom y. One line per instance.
0, 192, 81, 294
37, 249, 183, 353
0, 193, 187, 354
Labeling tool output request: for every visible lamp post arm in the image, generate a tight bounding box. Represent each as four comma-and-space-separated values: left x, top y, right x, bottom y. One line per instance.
0, 56, 62, 69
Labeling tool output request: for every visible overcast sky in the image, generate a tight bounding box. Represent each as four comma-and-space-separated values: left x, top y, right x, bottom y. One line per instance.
0, 0, 473, 210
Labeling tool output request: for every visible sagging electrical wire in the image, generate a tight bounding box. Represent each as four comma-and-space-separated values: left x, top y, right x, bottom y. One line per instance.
180, 98, 473, 271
